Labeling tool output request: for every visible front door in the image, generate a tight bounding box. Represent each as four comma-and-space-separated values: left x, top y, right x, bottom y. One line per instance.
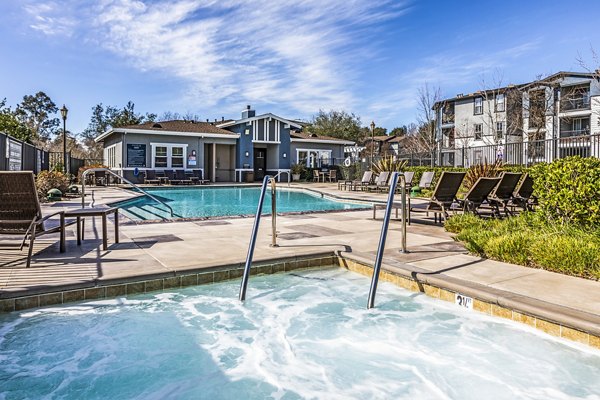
253, 148, 266, 180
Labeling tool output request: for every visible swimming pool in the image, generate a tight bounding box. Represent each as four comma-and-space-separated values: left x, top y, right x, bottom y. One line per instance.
1, 268, 599, 399
114, 186, 365, 220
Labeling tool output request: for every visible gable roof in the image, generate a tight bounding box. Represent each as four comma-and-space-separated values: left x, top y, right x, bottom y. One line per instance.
216, 113, 303, 129
95, 120, 237, 142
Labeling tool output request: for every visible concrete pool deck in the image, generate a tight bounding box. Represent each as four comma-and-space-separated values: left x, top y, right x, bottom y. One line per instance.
0, 182, 599, 349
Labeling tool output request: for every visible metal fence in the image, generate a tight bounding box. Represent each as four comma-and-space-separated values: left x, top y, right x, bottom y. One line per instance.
438, 133, 600, 167
0, 132, 49, 173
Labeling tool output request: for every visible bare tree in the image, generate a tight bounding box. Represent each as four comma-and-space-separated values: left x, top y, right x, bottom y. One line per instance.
416, 84, 441, 165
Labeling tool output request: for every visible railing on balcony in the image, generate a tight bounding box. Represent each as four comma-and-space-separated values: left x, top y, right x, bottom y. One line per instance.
560, 129, 590, 138
561, 95, 591, 111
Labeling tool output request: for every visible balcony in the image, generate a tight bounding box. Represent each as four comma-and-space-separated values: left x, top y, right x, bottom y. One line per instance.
560, 129, 590, 138
561, 96, 591, 112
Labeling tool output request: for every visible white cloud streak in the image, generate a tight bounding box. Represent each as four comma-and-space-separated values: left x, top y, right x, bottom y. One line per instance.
21, 0, 410, 118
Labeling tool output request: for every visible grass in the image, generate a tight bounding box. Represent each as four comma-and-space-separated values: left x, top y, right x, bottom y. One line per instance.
444, 213, 600, 280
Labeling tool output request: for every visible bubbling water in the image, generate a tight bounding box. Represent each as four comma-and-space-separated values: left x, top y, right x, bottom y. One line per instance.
1, 268, 599, 399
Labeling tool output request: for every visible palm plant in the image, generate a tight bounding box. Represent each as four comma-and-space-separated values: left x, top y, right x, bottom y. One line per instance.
371, 156, 408, 175
464, 159, 504, 189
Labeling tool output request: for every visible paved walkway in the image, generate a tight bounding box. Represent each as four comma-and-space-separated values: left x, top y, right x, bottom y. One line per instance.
0, 182, 599, 346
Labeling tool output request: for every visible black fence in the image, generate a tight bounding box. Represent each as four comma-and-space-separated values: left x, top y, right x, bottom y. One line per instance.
438, 134, 600, 167
0, 132, 49, 173
0, 131, 100, 177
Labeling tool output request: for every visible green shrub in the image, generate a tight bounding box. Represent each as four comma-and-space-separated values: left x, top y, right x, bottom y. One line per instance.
529, 233, 600, 279
530, 156, 600, 227
36, 171, 69, 200
445, 212, 600, 280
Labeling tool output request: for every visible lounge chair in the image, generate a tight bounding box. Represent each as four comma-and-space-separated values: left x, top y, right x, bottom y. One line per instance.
487, 172, 522, 216
418, 171, 435, 189
0, 171, 76, 268
453, 176, 502, 215
94, 170, 107, 186
191, 170, 210, 185
380, 171, 414, 193
144, 170, 161, 185
366, 171, 390, 192
348, 171, 373, 191
175, 170, 193, 185
164, 170, 181, 185
409, 171, 466, 224
510, 174, 536, 212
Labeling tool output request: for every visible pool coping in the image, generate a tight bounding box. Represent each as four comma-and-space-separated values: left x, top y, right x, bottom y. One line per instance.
1, 250, 599, 350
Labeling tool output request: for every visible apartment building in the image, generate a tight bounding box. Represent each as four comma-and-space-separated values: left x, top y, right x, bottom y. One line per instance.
434, 71, 600, 166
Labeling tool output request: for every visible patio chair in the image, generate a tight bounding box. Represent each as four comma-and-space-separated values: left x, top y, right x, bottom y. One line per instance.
175, 170, 193, 185
453, 176, 502, 216
164, 170, 181, 185
312, 169, 320, 182
409, 171, 466, 224
94, 170, 107, 186
487, 172, 522, 216
380, 171, 415, 194
348, 171, 373, 191
0, 171, 76, 268
366, 171, 390, 192
328, 170, 337, 182
510, 174, 536, 212
144, 170, 161, 185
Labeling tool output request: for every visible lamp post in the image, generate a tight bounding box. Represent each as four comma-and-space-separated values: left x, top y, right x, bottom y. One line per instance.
60, 105, 68, 174
370, 120, 375, 169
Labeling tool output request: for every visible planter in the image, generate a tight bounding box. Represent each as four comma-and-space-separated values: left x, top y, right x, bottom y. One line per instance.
292, 174, 301, 181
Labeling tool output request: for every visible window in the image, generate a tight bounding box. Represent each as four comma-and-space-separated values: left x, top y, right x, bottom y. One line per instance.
171, 146, 184, 168
474, 124, 483, 140
496, 122, 504, 139
155, 146, 168, 168
495, 93, 505, 112
151, 143, 187, 168
296, 149, 332, 168
474, 97, 483, 115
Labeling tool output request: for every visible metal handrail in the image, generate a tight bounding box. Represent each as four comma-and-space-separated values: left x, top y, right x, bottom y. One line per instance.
239, 175, 271, 301
81, 168, 174, 218
367, 172, 408, 309
271, 170, 291, 186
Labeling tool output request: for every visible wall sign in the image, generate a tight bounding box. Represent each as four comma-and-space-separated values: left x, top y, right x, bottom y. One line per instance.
127, 144, 146, 167
188, 150, 197, 166
7, 138, 22, 171
455, 293, 473, 310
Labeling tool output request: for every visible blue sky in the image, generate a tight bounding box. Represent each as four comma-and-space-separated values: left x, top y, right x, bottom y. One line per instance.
1, 0, 599, 135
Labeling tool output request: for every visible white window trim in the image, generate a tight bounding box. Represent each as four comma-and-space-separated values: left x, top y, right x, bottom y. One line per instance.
295, 148, 332, 167
150, 142, 188, 169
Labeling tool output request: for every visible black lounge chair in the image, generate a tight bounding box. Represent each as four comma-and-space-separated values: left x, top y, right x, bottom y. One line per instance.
409, 171, 466, 224
487, 172, 522, 216
164, 170, 181, 185
144, 170, 161, 185
454, 176, 502, 215
510, 174, 536, 212
175, 170, 193, 185
0, 171, 76, 268
189, 170, 210, 185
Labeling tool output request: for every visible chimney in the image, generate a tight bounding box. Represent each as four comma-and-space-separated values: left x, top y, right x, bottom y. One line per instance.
206, 119, 209, 122
221, 116, 224, 122
242, 105, 255, 119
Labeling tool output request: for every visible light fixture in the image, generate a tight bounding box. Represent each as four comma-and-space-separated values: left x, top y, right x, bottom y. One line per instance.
245, 151, 249, 157
283, 153, 287, 158
245, 129, 250, 135
60, 105, 68, 173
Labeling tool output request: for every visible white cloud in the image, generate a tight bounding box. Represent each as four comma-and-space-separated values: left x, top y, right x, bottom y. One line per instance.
20, 0, 410, 119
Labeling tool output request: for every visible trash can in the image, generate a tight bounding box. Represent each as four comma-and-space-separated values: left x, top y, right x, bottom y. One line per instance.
245, 172, 255, 183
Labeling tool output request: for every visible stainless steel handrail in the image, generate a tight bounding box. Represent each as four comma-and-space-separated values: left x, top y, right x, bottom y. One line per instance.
81, 168, 174, 218
271, 170, 291, 186
367, 171, 408, 309
239, 175, 271, 301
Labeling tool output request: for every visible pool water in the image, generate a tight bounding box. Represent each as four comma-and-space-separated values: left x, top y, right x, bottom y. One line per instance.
114, 186, 365, 220
2, 269, 600, 399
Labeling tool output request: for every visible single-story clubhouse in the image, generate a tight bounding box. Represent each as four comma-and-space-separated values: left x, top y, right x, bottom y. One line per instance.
95, 106, 354, 183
